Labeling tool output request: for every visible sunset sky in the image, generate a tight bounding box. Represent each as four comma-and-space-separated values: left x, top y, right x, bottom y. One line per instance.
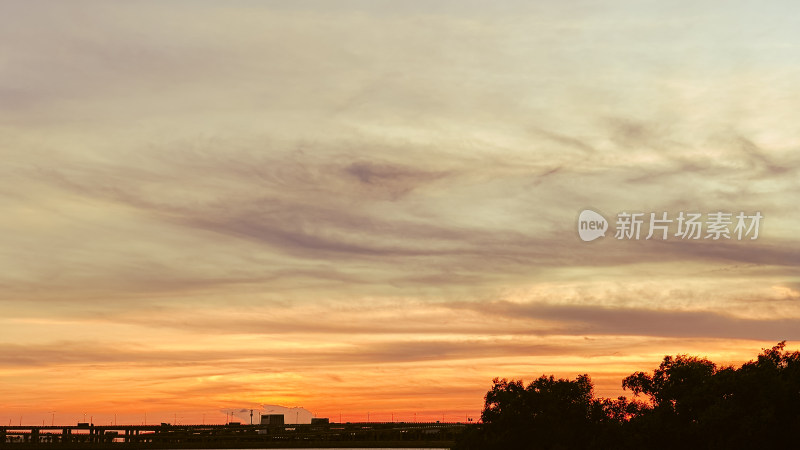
2, 1, 799, 426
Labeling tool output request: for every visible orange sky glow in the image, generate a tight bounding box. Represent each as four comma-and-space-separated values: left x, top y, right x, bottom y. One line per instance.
1, 1, 799, 426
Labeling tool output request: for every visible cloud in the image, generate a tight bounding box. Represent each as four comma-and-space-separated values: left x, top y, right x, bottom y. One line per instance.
2, 0, 800, 423
465, 301, 800, 341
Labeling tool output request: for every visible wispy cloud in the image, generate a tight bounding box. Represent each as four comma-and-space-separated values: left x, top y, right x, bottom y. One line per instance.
1, 0, 800, 425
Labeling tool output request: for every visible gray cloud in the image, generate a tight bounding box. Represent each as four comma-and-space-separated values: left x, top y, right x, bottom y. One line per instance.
2, 129, 796, 308
466, 301, 800, 341
0, 338, 585, 370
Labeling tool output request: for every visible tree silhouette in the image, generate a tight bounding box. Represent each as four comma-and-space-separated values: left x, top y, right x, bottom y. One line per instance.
456, 342, 800, 450
459, 374, 609, 449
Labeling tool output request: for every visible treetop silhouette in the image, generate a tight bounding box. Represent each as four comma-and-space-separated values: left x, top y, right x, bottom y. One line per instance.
457, 342, 800, 450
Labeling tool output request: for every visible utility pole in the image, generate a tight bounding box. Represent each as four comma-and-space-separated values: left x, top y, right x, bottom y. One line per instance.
250, 410, 253, 425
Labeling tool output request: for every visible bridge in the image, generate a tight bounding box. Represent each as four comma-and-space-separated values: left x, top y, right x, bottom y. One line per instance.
0, 422, 471, 448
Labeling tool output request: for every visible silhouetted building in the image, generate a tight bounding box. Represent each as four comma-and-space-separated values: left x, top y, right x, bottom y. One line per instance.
311, 418, 329, 425
260, 414, 284, 426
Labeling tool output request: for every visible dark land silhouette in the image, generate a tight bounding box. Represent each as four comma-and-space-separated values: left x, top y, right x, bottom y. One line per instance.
0, 421, 464, 449
455, 341, 800, 450
4, 342, 798, 449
